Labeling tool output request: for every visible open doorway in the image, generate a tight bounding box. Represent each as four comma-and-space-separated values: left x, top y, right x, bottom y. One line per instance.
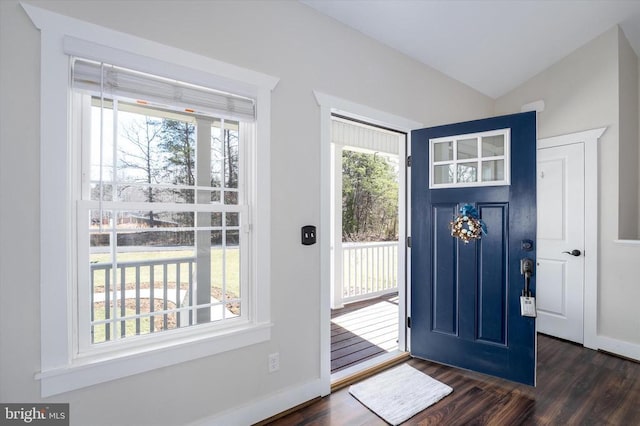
329, 115, 408, 383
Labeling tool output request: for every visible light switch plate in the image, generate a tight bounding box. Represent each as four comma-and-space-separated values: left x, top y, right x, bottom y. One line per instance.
520, 296, 537, 317
301, 225, 316, 245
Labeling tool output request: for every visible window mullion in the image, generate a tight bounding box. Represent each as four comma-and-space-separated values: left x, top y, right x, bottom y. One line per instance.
221, 119, 228, 320
453, 139, 458, 184
77, 204, 91, 353
110, 98, 120, 341
79, 93, 92, 201
477, 137, 482, 183
195, 117, 213, 324
239, 122, 250, 319
82, 200, 241, 213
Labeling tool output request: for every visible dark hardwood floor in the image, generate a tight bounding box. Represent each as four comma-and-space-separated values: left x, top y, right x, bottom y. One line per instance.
267, 334, 640, 425
331, 293, 399, 374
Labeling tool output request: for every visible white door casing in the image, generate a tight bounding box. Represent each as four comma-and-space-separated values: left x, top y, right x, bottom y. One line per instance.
315, 91, 422, 394
536, 127, 605, 350
536, 142, 585, 343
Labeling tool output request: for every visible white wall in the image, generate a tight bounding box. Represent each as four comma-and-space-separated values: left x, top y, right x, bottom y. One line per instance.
496, 27, 640, 350
0, 1, 492, 424
638, 55, 640, 237
619, 29, 639, 239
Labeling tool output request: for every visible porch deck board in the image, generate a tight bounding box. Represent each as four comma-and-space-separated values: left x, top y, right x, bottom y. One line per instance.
331, 293, 399, 374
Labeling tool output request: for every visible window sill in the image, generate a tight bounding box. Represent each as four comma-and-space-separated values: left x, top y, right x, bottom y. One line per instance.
36, 321, 272, 397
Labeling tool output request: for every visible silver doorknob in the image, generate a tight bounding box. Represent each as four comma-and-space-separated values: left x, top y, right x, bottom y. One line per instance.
562, 249, 581, 257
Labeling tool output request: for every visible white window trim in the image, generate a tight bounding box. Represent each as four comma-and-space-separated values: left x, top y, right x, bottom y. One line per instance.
22, 2, 279, 397
429, 128, 511, 189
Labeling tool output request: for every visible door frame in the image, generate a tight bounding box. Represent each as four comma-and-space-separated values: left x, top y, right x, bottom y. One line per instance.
537, 127, 605, 350
315, 91, 422, 395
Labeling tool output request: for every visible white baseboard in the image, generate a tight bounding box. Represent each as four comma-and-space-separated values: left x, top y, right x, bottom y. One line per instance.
187, 379, 324, 426
596, 335, 640, 361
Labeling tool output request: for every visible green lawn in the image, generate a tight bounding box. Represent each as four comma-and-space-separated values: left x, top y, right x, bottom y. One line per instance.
90, 248, 240, 297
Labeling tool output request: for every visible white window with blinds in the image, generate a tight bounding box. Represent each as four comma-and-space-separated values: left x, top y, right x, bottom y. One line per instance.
72, 58, 253, 351
29, 4, 277, 396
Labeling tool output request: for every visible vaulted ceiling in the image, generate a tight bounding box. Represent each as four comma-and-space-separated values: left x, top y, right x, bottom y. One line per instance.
302, 0, 640, 99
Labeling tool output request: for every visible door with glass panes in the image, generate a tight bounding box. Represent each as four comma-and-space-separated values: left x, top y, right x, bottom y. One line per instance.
410, 112, 537, 386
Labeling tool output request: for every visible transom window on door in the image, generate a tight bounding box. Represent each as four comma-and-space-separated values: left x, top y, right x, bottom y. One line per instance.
429, 129, 510, 188
72, 58, 252, 350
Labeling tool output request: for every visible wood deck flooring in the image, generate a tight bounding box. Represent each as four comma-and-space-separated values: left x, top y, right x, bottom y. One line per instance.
267, 334, 640, 425
331, 293, 399, 374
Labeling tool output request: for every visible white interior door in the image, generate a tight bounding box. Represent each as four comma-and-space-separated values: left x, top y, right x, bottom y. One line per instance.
536, 142, 585, 343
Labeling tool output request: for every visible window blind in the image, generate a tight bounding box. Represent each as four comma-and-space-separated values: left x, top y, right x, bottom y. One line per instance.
72, 58, 256, 121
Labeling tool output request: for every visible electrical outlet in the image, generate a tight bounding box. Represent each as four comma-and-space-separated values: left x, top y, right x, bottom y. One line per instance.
268, 352, 280, 373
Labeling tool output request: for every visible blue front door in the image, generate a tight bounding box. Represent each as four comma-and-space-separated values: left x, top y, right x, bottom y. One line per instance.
411, 112, 537, 386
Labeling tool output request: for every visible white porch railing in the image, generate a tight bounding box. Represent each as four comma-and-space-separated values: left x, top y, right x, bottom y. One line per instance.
340, 241, 398, 305
90, 257, 196, 343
